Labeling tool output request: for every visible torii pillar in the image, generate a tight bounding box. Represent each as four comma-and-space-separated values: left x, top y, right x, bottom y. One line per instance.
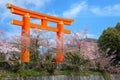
56, 21, 66, 64
21, 13, 30, 62
7, 4, 74, 64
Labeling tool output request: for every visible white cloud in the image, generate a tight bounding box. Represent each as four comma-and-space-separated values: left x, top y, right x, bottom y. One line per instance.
62, 2, 120, 17
91, 4, 120, 16
26, 0, 51, 8
0, 0, 51, 9
62, 1, 87, 18
86, 34, 97, 39
47, 12, 59, 17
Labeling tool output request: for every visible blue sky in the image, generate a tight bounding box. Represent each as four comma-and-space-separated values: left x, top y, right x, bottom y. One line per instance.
0, 0, 120, 39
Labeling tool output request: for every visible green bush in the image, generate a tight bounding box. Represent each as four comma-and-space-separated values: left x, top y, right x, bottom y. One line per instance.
0, 61, 11, 70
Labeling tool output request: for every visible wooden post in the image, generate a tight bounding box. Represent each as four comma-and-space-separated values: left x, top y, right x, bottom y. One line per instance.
41, 17, 47, 26
21, 13, 30, 62
56, 21, 64, 64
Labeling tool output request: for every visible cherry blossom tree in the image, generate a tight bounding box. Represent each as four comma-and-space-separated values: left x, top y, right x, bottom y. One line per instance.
64, 28, 97, 59
0, 29, 20, 61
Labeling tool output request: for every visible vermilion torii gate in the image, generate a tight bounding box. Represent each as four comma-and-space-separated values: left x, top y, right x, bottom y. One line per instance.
7, 4, 74, 64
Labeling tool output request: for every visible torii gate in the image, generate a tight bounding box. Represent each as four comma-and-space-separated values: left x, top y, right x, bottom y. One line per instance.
7, 4, 74, 64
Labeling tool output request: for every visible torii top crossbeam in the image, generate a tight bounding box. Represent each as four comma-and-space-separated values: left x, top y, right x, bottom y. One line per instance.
7, 3, 74, 64
7, 4, 73, 33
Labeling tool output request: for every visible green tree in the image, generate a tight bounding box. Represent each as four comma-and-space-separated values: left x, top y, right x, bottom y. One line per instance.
115, 22, 120, 31
98, 23, 120, 65
61, 52, 89, 71
44, 53, 57, 75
